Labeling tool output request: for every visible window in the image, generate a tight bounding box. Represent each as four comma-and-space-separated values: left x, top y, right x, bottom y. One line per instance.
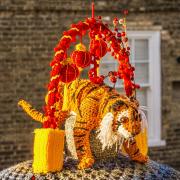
100, 31, 165, 147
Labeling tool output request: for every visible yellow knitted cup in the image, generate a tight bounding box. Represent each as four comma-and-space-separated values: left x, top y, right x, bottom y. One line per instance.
33, 128, 64, 173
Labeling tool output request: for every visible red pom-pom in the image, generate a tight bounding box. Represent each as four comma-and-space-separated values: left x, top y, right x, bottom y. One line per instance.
113, 17, 118, 26
121, 32, 126, 36
48, 78, 59, 90
59, 63, 79, 83
89, 76, 104, 85
71, 50, 92, 68
64, 28, 80, 37
54, 52, 65, 62
123, 9, 129, 15
50, 64, 62, 77
43, 116, 57, 129
48, 92, 56, 106
110, 76, 117, 83
43, 120, 50, 128
44, 106, 55, 117
90, 38, 107, 58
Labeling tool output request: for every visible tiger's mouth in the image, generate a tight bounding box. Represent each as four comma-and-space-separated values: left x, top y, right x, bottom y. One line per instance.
117, 125, 132, 139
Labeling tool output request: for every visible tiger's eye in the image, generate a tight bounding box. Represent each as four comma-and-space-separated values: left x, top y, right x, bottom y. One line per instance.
120, 117, 128, 123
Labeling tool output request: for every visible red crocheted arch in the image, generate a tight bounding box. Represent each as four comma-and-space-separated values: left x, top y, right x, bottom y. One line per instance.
44, 17, 139, 128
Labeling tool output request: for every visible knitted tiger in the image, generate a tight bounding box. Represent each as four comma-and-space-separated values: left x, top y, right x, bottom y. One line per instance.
19, 79, 148, 169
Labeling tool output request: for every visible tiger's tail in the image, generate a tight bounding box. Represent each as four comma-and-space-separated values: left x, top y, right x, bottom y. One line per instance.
18, 99, 46, 123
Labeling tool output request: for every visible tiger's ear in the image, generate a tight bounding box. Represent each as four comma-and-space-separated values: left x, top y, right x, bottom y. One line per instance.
134, 127, 148, 156
111, 100, 125, 112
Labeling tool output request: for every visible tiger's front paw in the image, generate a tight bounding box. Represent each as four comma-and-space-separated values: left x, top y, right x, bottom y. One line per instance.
132, 154, 149, 164
132, 153, 149, 164
78, 156, 94, 169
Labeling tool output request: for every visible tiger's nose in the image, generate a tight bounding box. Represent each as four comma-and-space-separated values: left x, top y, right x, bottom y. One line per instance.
132, 132, 137, 137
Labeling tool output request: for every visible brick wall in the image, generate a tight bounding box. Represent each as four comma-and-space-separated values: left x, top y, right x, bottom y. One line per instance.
0, 0, 180, 170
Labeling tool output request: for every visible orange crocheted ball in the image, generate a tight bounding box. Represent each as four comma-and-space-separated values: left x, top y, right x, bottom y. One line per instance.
71, 50, 92, 68
59, 63, 79, 83
90, 38, 107, 58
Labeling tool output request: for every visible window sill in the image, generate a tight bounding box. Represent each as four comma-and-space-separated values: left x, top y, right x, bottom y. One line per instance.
148, 139, 166, 147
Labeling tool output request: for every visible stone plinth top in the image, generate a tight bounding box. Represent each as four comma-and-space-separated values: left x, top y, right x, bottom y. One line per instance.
0, 156, 179, 180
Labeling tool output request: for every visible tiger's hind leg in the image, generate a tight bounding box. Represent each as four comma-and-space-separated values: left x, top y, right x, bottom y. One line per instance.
73, 97, 99, 169
73, 119, 94, 169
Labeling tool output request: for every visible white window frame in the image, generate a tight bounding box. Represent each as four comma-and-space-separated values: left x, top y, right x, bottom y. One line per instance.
128, 31, 165, 147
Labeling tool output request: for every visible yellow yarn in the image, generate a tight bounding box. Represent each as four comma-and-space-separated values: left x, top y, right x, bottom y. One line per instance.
83, 22, 89, 26
61, 57, 72, 65
62, 84, 70, 111
135, 127, 148, 156
61, 35, 72, 40
33, 128, 64, 173
45, 88, 56, 105
51, 75, 60, 81
70, 79, 78, 92
55, 50, 64, 57
71, 27, 79, 32
97, 60, 100, 76
18, 99, 46, 123
45, 94, 48, 104
75, 43, 86, 51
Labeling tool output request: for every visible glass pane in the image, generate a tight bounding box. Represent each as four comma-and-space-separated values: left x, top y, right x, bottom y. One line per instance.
99, 63, 115, 75
99, 62, 115, 86
116, 87, 147, 107
101, 52, 114, 63
136, 88, 148, 121
136, 88, 147, 106
134, 39, 148, 61
128, 39, 133, 63
116, 87, 125, 95
80, 67, 89, 79
115, 78, 123, 88
134, 63, 149, 84
128, 39, 132, 47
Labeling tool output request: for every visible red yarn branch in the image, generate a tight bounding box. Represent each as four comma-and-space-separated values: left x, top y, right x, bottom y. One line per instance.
44, 17, 139, 128
92, 2, 95, 19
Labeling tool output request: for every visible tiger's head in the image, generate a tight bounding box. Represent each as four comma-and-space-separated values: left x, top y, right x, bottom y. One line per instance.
97, 96, 146, 150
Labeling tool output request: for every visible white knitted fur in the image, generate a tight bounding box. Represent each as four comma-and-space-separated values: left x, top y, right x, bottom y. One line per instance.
65, 111, 78, 159
139, 106, 148, 132
118, 125, 132, 139
97, 112, 119, 150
